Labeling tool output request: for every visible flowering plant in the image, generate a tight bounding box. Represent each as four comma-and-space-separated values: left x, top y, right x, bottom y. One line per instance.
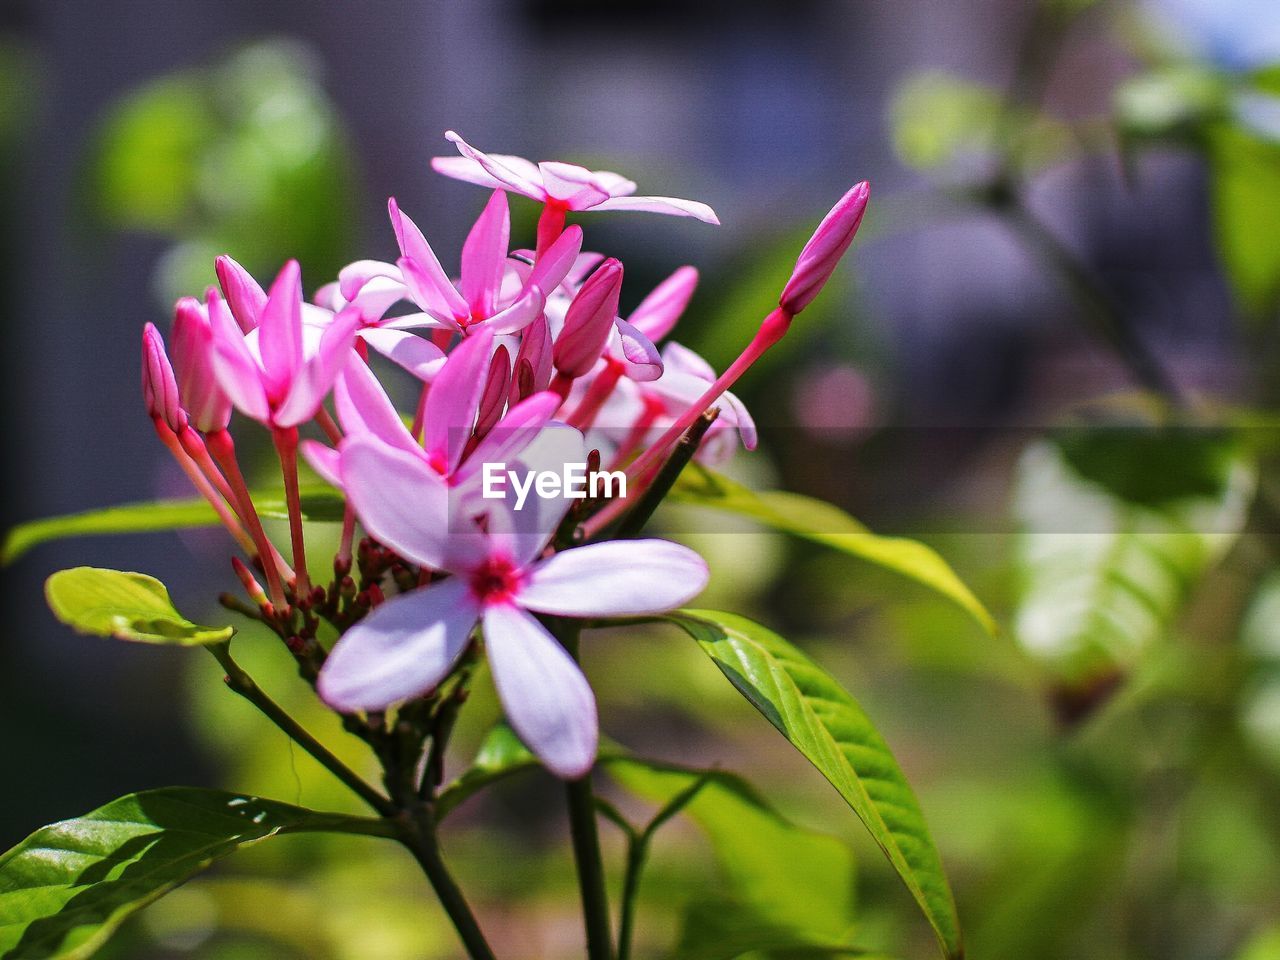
1, 132, 994, 960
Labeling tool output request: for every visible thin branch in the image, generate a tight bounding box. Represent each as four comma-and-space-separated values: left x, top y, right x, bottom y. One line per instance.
206, 642, 394, 817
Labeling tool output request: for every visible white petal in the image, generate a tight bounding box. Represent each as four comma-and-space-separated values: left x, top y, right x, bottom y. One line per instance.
482, 603, 597, 779
318, 579, 479, 711
519, 539, 709, 616
591, 195, 719, 224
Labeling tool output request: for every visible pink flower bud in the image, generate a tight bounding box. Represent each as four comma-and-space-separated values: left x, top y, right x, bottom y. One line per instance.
215, 255, 267, 333
779, 181, 869, 317
553, 258, 623, 379
172, 294, 233, 432
141, 323, 184, 432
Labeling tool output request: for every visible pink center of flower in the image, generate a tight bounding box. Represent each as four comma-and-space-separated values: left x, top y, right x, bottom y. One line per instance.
469, 555, 522, 605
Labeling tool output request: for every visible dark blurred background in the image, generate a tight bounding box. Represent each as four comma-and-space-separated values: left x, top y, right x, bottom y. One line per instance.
4, 1, 1280, 958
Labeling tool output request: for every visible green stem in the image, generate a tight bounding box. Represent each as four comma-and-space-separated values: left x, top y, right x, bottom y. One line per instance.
616, 837, 647, 960
206, 643, 394, 817
555, 621, 615, 960
400, 811, 497, 960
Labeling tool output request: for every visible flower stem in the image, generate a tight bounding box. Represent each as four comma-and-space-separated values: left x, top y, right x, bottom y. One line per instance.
206, 642, 393, 816
555, 621, 615, 960
273, 426, 312, 600
399, 810, 497, 960
207, 429, 288, 611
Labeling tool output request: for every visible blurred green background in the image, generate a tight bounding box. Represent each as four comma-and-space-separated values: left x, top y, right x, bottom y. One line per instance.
4, 0, 1280, 957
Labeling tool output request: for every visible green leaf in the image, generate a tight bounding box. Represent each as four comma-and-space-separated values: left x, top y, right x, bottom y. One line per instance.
673, 898, 889, 960
3, 489, 345, 566
45, 567, 234, 646
670, 467, 995, 636
666, 609, 963, 960
606, 757, 858, 950
1208, 123, 1280, 318
0, 787, 396, 959
1013, 438, 1253, 706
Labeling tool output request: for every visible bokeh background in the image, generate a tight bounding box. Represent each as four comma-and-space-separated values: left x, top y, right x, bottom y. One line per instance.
4, 0, 1280, 957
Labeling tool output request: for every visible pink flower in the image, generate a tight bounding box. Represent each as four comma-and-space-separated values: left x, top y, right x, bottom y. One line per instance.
208, 259, 359, 429
336, 194, 582, 339
171, 295, 232, 433
433, 131, 719, 224
317, 426, 709, 778
779, 181, 870, 316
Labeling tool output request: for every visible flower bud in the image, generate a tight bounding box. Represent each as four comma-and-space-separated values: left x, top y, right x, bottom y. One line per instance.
141, 323, 184, 432
173, 294, 233, 432
779, 181, 869, 317
215, 254, 266, 333
629, 265, 698, 342
553, 258, 623, 379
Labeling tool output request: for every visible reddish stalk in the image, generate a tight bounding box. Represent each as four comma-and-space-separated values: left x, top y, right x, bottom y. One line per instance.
626, 307, 791, 482
315, 408, 343, 445
206, 428, 288, 611
536, 202, 568, 258
411, 382, 431, 442
273, 426, 311, 601
180, 426, 293, 585
154, 422, 256, 555
567, 360, 623, 431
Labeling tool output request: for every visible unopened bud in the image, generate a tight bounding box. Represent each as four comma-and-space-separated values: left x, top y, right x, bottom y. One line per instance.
215, 255, 267, 333
142, 324, 185, 432
553, 258, 623, 378
172, 295, 233, 432
779, 181, 869, 317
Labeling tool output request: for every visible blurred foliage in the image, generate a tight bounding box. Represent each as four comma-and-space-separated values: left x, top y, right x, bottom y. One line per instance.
88, 40, 358, 306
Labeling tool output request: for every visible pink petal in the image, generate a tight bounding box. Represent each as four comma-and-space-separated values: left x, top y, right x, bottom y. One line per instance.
319, 578, 480, 712
300, 439, 343, 488
359, 327, 447, 382
538, 161, 612, 210
338, 259, 403, 302
430, 155, 511, 191
388, 198, 469, 321
215, 255, 267, 333
346, 276, 412, 325
661, 341, 716, 382
257, 260, 305, 402
481, 603, 597, 779
335, 355, 418, 451
424, 326, 494, 475
611, 319, 663, 382
207, 289, 270, 423
339, 436, 455, 570
274, 307, 359, 428
527, 225, 584, 295
591, 195, 719, 224
519, 539, 709, 616
481, 286, 544, 336
441, 131, 546, 200
629, 266, 698, 342
461, 189, 511, 317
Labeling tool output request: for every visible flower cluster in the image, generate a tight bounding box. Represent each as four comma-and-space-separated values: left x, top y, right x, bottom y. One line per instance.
142, 131, 869, 778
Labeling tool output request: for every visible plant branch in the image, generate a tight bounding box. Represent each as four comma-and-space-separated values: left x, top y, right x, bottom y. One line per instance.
554, 620, 615, 960
399, 808, 497, 960
206, 642, 394, 816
